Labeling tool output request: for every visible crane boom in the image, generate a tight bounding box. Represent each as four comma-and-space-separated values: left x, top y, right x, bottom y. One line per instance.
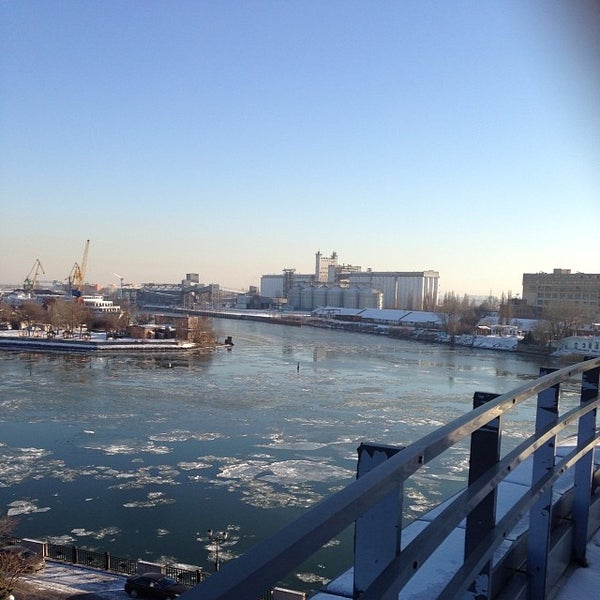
23, 259, 45, 293
69, 240, 90, 298
80, 239, 90, 282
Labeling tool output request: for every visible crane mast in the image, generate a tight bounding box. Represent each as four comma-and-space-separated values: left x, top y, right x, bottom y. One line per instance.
23, 259, 45, 293
68, 240, 90, 298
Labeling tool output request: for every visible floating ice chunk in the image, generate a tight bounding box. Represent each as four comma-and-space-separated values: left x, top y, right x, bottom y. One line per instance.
72, 528, 94, 536
259, 460, 353, 484
124, 491, 176, 508
177, 461, 211, 470
7, 499, 49, 516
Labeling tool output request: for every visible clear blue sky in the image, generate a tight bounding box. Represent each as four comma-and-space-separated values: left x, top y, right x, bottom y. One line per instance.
1, 1, 599, 297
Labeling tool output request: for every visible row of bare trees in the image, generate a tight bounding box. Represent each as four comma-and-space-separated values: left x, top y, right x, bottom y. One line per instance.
0, 298, 130, 335
0, 299, 217, 347
437, 292, 594, 343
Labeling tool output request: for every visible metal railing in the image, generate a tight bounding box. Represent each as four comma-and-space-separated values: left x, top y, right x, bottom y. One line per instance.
0, 538, 139, 576
165, 564, 207, 586
46, 542, 139, 575
181, 357, 600, 599
6, 538, 200, 582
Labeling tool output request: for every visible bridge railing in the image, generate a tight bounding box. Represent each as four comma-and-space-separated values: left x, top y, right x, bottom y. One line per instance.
181, 357, 600, 599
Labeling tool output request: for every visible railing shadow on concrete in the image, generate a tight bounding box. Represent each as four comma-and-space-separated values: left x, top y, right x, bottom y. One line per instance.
180, 357, 600, 600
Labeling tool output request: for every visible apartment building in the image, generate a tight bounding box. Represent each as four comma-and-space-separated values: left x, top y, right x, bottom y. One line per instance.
522, 269, 600, 317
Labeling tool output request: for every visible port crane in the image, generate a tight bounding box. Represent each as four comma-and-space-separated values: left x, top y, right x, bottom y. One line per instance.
23, 259, 45, 293
67, 240, 90, 298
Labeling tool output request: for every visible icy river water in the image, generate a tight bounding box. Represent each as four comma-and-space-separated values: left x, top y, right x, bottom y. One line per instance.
0, 318, 556, 593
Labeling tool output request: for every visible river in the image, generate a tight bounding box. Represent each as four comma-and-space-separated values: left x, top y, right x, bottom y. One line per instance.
0, 319, 555, 592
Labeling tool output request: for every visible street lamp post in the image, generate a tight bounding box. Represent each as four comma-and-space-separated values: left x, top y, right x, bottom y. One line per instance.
207, 529, 228, 572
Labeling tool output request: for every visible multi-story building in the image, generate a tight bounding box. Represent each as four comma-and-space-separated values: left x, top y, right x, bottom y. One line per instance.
260, 272, 315, 299
315, 251, 338, 283
522, 269, 600, 318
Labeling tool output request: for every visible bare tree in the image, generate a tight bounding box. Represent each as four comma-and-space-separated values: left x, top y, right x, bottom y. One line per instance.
498, 292, 514, 325
48, 299, 92, 335
439, 292, 462, 335
0, 517, 29, 600
188, 317, 216, 347
439, 292, 479, 335
543, 302, 587, 341
0, 301, 14, 329
13, 302, 48, 334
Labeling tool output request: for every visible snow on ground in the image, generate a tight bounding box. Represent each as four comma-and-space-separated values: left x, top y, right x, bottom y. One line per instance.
23, 561, 127, 599
554, 529, 600, 600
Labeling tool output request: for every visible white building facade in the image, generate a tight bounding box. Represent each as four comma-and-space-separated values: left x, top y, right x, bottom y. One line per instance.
260, 252, 439, 312
348, 271, 439, 310
315, 251, 338, 283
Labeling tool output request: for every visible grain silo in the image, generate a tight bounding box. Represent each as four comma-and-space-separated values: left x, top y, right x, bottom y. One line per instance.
327, 286, 344, 308
343, 286, 360, 309
300, 285, 314, 311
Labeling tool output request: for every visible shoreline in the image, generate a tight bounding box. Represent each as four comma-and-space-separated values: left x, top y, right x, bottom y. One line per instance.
0, 334, 202, 354
0, 307, 560, 358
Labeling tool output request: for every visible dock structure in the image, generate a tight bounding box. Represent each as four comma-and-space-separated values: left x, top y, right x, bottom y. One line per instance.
178, 357, 600, 599
0, 333, 198, 353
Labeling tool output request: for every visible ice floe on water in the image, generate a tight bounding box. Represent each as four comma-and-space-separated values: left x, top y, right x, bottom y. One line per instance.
46, 534, 76, 545
177, 461, 212, 470
7, 499, 51, 516
71, 526, 120, 540
259, 432, 328, 451
295, 571, 330, 586
219, 458, 353, 485
259, 460, 352, 484
124, 491, 176, 508
150, 430, 225, 443
213, 456, 355, 509
107, 465, 181, 490
86, 441, 172, 455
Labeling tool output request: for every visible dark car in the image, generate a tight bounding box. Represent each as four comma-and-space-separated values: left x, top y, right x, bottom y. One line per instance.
124, 572, 187, 599
0, 544, 45, 572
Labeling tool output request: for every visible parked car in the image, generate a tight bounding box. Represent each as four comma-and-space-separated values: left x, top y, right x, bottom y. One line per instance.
0, 545, 45, 572
124, 572, 187, 599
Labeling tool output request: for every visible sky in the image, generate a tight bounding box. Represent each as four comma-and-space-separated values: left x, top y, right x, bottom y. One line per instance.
1, 1, 599, 297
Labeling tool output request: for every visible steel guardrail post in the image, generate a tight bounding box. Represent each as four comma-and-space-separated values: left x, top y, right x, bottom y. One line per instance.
528, 367, 560, 598
353, 443, 404, 598
465, 391, 501, 599
572, 362, 600, 565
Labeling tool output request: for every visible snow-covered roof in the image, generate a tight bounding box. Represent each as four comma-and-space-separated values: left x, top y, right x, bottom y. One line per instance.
477, 316, 541, 332
311, 307, 445, 325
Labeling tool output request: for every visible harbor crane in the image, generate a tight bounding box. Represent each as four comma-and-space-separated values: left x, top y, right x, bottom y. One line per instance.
23, 259, 45, 293
67, 240, 90, 298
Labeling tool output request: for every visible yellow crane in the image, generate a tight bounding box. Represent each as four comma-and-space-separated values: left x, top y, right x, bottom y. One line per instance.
67, 240, 90, 298
23, 259, 45, 293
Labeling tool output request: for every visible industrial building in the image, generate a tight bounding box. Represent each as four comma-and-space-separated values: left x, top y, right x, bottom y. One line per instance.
260, 251, 440, 311
522, 269, 600, 318
136, 274, 226, 310
347, 270, 439, 311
